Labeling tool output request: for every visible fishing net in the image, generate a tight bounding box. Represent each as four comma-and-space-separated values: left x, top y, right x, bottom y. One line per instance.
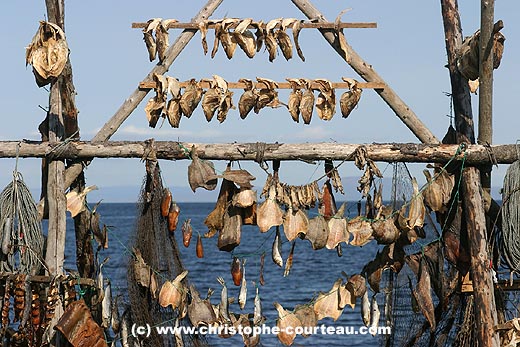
126, 159, 209, 347
0, 168, 44, 276
379, 162, 477, 347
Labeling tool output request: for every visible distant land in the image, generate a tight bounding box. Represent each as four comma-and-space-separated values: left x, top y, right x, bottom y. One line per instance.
31, 176, 503, 203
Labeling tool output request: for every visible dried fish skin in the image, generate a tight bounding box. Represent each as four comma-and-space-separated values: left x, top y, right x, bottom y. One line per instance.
254, 77, 282, 113
398, 178, 426, 232
294, 304, 317, 337
313, 279, 344, 321
199, 21, 209, 55
371, 216, 400, 245
155, 21, 171, 63
299, 79, 315, 124
305, 215, 329, 250
211, 22, 222, 58
142, 18, 161, 61
217, 90, 235, 123
315, 78, 336, 121
326, 203, 349, 249
340, 78, 362, 118
188, 285, 217, 327
219, 169, 256, 189
272, 227, 283, 267
253, 21, 265, 52
264, 19, 280, 62
275, 29, 293, 60
348, 216, 373, 247
238, 78, 259, 119
257, 185, 284, 233
286, 78, 303, 123
283, 208, 309, 241
180, 79, 204, 118
202, 86, 221, 122
219, 19, 239, 59
187, 148, 218, 192
159, 270, 188, 309
233, 18, 256, 58
292, 20, 305, 62
274, 302, 301, 346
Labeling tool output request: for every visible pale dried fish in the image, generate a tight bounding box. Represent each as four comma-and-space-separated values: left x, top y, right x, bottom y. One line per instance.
265, 18, 281, 62
274, 302, 301, 346
292, 20, 305, 62
204, 172, 237, 237
217, 90, 235, 123
255, 77, 284, 113
283, 208, 309, 241
144, 73, 169, 127
180, 78, 204, 118
294, 304, 317, 337
276, 18, 296, 61
369, 295, 380, 335
361, 291, 370, 327
313, 279, 344, 321
219, 18, 239, 59
165, 76, 182, 128
211, 21, 222, 58
315, 78, 336, 121
239, 259, 247, 309
253, 21, 265, 52
142, 18, 161, 61
187, 148, 218, 192
371, 216, 400, 245
340, 78, 362, 118
156, 19, 178, 63
283, 241, 295, 277
188, 285, 217, 326
305, 215, 329, 250
198, 20, 209, 55
348, 216, 373, 246
159, 270, 188, 309
238, 78, 259, 119
217, 277, 232, 324
234, 18, 256, 58
253, 285, 264, 325
286, 78, 303, 123
219, 169, 256, 189
257, 185, 284, 233
398, 178, 426, 232
299, 79, 315, 124
201, 78, 222, 122
232, 188, 257, 208
326, 203, 349, 249
272, 227, 283, 267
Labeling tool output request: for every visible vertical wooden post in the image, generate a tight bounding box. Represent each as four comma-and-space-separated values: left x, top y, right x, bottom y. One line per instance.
441, 1, 499, 345
478, 0, 495, 202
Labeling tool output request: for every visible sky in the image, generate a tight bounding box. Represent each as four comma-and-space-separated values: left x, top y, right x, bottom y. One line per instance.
0, 0, 519, 202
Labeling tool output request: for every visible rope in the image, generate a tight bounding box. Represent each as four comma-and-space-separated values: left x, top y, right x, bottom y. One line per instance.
501, 159, 520, 273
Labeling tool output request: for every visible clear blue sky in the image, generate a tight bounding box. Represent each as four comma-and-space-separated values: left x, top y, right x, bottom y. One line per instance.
1, 1, 518, 201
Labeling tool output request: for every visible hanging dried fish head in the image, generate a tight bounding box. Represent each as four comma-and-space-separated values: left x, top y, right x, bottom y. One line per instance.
158, 270, 188, 309
340, 78, 362, 118
264, 18, 281, 62
219, 18, 239, 59
275, 18, 297, 61
187, 147, 218, 192
314, 78, 336, 121
238, 78, 259, 119
254, 77, 284, 113
141, 18, 161, 61
180, 78, 204, 118
257, 184, 284, 233
299, 79, 315, 124
286, 78, 303, 123
348, 216, 373, 247
233, 18, 256, 58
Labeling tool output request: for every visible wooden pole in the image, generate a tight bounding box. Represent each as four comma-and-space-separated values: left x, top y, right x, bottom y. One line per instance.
291, 0, 438, 144
478, 0, 495, 203
441, 1, 499, 345
62, 0, 223, 190
2, 141, 520, 163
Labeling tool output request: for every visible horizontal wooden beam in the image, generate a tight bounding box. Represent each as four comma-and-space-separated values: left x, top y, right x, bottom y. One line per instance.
0, 272, 96, 287
0, 141, 517, 164
139, 80, 385, 90
131, 21, 377, 30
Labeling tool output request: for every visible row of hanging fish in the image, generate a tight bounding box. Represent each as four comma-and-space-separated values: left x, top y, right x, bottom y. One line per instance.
144, 74, 363, 128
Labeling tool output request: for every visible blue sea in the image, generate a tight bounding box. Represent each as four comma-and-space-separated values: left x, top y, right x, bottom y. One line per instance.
63, 202, 385, 347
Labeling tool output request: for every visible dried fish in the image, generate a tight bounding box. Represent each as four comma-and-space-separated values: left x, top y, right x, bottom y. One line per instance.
253, 285, 264, 326
187, 148, 218, 192
276, 18, 296, 61
313, 279, 344, 321
305, 215, 329, 250
398, 178, 426, 233
231, 256, 242, 286
188, 285, 217, 326
265, 19, 281, 62
218, 205, 242, 251
196, 234, 204, 258
219, 169, 256, 189
371, 216, 400, 245
30, 284, 41, 331
413, 258, 436, 329
286, 78, 303, 123
132, 248, 158, 294
13, 274, 25, 322
315, 78, 336, 121
274, 302, 301, 346
259, 253, 266, 285
66, 185, 98, 217
361, 291, 370, 327
182, 219, 193, 247
283, 241, 296, 277
217, 90, 235, 123
101, 280, 112, 329
283, 208, 309, 241
340, 78, 362, 118
233, 18, 256, 58
199, 21, 209, 55
156, 20, 177, 63
2, 278, 11, 328
326, 203, 349, 249
369, 295, 380, 336
292, 20, 305, 61
142, 18, 161, 61
168, 202, 181, 233
255, 77, 284, 113
239, 259, 247, 309
161, 188, 172, 217
348, 216, 373, 246
294, 304, 317, 337
254, 21, 265, 52
165, 76, 182, 128
201, 78, 222, 122
180, 78, 204, 118
145, 73, 169, 127
257, 184, 284, 233
241, 201, 257, 226
319, 180, 337, 220
233, 188, 257, 208
272, 227, 284, 267
111, 294, 121, 335
422, 168, 454, 213
204, 173, 237, 237
159, 270, 188, 309
26, 21, 69, 86
238, 78, 259, 119
299, 79, 315, 124
217, 277, 232, 323
44, 276, 60, 328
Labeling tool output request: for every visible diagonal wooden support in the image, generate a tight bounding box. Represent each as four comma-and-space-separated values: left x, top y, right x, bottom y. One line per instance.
62, 0, 223, 189
291, 0, 438, 144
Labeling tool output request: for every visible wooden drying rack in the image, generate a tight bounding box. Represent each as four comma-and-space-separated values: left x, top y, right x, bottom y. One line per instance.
0, 272, 96, 287
131, 21, 377, 30
139, 80, 385, 90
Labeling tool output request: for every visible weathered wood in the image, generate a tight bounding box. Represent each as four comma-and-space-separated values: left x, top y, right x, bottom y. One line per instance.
0, 272, 96, 287
1, 141, 519, 164
132, 21, 377, 29
291, 0, 438, 144
139, 80, 385, 90
478, 0, 495, 200
62, 0, 223, 190
461, 167, 499, 347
